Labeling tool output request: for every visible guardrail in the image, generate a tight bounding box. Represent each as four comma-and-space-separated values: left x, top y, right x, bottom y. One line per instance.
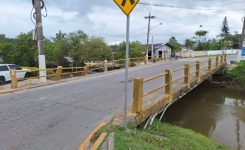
3, 55, 169, 91
132, 55, 227, 114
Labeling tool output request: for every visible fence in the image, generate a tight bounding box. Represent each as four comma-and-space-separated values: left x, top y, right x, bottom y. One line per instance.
0, 55, 170, 92
132, 55, 227, 114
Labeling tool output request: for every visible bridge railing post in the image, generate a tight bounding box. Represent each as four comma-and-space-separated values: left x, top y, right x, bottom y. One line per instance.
184, 64, 191, 90
128, 57, 131, 68
224, 54, 227, 66
144, 56, 147, 64
11, 69, 18, 89
82, 65, 89, 76
208, 58, 212, 74
103, 60, 108, 72
132, 78, 143, 113
165, 70, 173, 102
196, 61, 201, 83
221, 55, 224, 66
216, 56, 219, 68
55, 66, 63, 80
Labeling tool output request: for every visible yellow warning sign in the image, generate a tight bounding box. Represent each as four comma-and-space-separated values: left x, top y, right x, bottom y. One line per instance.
114, 0, 139, 16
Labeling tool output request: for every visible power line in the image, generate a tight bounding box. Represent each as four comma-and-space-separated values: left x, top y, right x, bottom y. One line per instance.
138, 2, 245, 12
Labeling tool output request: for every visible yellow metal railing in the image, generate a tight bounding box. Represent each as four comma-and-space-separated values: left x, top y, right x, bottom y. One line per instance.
6, 55, 169, 90
132, 55, 227, 114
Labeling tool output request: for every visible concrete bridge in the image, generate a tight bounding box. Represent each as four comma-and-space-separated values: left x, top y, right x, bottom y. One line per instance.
0, 55, 231, 150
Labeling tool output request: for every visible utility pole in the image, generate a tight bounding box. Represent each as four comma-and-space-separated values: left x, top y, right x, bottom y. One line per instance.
237, 17, 245, 62
34, 0, 47, 82
241, 17, 245, 49
151, 35, 154, 59
145, 12, 155, 63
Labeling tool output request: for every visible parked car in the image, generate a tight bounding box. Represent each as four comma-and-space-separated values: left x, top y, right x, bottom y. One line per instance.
0, 64, 31, 85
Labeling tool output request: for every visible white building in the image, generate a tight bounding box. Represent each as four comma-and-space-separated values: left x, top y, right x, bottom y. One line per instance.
149, 43, 172, 59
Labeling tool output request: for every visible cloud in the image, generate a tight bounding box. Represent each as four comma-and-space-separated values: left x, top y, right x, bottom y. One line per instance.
0, 0, 244, 44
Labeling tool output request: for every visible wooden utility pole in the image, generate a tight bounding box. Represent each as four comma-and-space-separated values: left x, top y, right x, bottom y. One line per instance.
145, 12, 155, 63
34, 0, 47, 82
241, 17, 245, 48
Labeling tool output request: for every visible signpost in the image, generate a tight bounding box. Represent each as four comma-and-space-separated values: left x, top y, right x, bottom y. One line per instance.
113, 0, 139, 128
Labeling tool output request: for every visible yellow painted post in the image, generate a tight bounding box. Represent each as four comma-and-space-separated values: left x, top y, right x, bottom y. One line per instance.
103, 60, 108, 72
132, 78, 143, 113
221, 55, 224, 66
208, 58, 212, 74
55, 66, 63, 80
216, 56, 219, 68
82, 65, 89, 76
184, 64, 191, 90
224, 54, 227, 66
196, 61, 201, 83
144, 56, 147, 64
165, 70, 173, 102
11, 69, 18, 89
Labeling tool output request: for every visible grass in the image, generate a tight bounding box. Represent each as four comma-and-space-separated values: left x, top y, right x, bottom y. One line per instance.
115, 120, 227, 150
226, 61, 245, 90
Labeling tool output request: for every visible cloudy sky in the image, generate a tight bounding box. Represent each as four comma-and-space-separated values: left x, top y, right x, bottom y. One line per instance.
0, 0, 245, 44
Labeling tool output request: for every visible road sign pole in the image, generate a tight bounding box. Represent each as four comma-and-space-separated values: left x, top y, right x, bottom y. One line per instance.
124, 15, 130, 129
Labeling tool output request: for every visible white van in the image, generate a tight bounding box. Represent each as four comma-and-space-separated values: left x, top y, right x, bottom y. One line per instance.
0, 64, 30, 85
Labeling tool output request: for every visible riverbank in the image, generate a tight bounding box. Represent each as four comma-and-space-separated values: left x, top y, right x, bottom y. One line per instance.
226, 61, 245, 91
114, 120, 227, 150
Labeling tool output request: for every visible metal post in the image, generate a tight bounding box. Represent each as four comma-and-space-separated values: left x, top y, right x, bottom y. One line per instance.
34, 0, 47, 83
132, 78, 143, 113
124, 15, 130, 129
184, 64, 191, 90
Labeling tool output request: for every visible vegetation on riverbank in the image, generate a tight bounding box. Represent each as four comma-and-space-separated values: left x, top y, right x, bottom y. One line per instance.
115, 120, 227, 150
226, 61, 245, 90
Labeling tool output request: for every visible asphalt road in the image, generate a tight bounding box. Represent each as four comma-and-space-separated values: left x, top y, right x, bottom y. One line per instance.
0, 57, 234, 150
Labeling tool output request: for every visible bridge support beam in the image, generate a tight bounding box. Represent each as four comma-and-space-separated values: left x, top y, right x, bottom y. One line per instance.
184, 64, 191, 90
132, 78, 143, 113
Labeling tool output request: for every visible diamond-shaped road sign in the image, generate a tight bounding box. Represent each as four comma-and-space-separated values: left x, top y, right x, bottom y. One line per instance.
114, 0, 139, 16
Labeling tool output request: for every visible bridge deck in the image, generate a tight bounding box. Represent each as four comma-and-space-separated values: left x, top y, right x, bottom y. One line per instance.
0, 56, 232, 150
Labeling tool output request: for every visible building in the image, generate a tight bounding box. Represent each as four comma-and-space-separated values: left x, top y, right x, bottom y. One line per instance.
148, 43, 172, 59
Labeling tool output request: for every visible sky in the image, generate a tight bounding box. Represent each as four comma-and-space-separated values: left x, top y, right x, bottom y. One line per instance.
0, 0, 245, 45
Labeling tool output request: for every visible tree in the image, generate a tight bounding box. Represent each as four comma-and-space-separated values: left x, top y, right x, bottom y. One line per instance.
168, 37, 181, 52
84, 37, 112, 62
194, 30, 208, 51
115, 41, 145, 59
221, 16, 230, 37
184, 39, 195, 51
